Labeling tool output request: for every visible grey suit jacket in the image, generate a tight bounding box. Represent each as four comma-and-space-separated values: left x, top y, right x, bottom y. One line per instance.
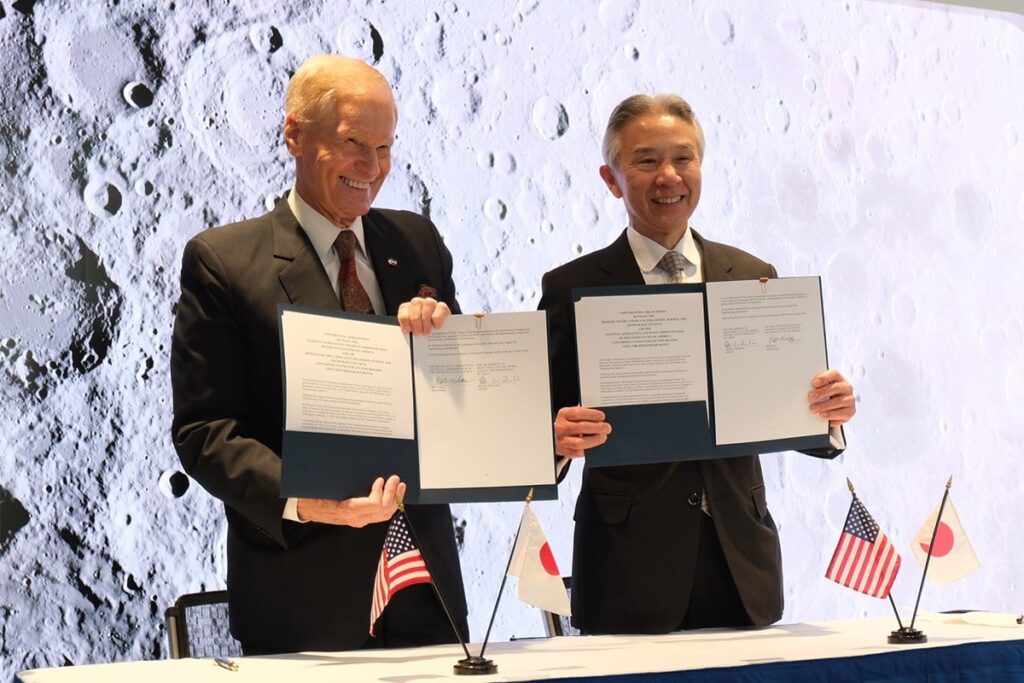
538, 228, 840, 633
171, 199, 467, 652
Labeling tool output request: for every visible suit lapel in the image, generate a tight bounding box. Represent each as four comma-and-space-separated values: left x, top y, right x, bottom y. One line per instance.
271, 200, 341, 310
363, 211, 419, 315
692, 228, 734, 283
596, 230, 646, 286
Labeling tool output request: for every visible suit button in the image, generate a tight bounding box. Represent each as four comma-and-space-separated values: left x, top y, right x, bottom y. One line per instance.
687, 493, 701, 507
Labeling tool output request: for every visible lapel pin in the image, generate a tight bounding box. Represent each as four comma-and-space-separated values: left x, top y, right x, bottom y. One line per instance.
387, 258, 398, 266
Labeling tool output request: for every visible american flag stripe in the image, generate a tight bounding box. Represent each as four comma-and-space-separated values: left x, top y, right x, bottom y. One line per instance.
389, 560, 431, 587
849, 544, 869, 586
866, 543, 893, 593
369, 514, 433, 635
836, 541, 854, 584
825, 497, 901, 599
870, 544, 900, 596
831, 540, 856, 581
830, 534, 860, 585
371, 552, 389, 619
827, 535, 854, 583
827, 533, 900, 597
851, 541, 874, 588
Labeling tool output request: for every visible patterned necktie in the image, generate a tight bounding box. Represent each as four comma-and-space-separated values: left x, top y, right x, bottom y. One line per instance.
657, 249, 707, 513
334, 230, 373, 314
657, 250, 688, 284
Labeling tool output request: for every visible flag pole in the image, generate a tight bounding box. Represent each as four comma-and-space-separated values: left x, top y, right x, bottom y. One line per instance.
478, 487, 534, 661
908, 475, 953, 631
888, 595, 905, 630
449, 488, 538, 676
396, 502, 474, 662
846, 478, 905, 628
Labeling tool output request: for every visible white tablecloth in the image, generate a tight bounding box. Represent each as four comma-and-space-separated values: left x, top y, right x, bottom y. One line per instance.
16, 615, 1024, 683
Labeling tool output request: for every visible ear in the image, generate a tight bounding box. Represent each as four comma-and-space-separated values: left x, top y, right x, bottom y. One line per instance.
599, 165, 623, 199
283, 114, 302, 157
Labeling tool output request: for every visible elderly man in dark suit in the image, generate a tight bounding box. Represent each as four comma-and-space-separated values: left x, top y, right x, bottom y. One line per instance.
539, 94, 857, 634
171, 55, 467, 655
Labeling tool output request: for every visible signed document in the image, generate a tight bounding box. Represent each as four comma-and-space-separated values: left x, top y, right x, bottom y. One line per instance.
279, 306, 555, 502
281, 309, 414, 439
574, 292, 708, 412
413, 311, 554, 490
572, 277, 831, 464
705, 277, 828, 445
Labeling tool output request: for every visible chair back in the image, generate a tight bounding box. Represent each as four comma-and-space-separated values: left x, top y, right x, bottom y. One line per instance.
165, 590, 242, 659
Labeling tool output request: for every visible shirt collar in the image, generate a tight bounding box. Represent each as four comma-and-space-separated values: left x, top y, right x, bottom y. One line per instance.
287, 185, 368, 260
626, 225, 700, 275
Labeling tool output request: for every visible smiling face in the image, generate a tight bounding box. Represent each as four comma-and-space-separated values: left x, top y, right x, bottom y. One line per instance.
285, 80, 396, 228
599, 112, 703, 249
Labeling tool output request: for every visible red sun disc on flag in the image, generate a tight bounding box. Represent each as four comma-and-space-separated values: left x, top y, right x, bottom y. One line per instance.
539, 542, 559, 576
919, 521, 954, 557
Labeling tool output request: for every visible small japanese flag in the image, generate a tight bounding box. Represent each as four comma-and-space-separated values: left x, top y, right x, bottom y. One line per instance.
508, 504, 571, 616
911, 497, 980, 584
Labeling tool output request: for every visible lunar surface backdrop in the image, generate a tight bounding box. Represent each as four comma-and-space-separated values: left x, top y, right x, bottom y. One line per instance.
0, 0, 1021, 677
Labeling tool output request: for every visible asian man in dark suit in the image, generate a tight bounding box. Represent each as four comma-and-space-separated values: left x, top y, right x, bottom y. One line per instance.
538, 94, 857, 634
171, 55, 467, 654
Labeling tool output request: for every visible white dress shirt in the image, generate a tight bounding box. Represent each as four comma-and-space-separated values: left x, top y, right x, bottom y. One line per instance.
626, 225, 703, 285
282, 188, 388, 522
287, 187, 386, 314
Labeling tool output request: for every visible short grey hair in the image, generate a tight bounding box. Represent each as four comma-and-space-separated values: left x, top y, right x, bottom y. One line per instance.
601, 94, 706, 167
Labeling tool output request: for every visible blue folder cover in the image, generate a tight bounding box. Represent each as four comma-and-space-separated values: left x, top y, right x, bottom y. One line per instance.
584, 401, 712, 467
281, 431, 420, 500
279, 430, 557, 503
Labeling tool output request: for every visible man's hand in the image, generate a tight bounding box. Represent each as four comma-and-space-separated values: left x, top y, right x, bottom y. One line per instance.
808, 369, 856, 427
397, 297, 450, 336
295, 475, 406, 527
554, 406, 611, 458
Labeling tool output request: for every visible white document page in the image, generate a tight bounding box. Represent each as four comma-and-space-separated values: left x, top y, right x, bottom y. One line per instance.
280, 310, 414, 439
574, 293, 708, 409
413, 311, 554, 490
705, 277, 828, 445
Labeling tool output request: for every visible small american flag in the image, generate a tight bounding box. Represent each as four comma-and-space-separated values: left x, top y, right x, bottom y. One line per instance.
369, 512, 432, 635
826, 496, 901, 599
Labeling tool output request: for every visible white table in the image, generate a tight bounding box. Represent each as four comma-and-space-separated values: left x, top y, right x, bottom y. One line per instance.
16, 615, 1024, 682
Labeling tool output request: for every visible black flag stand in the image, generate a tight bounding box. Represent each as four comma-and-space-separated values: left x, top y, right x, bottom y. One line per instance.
395, 503, 476, 665
889, 475, 953, 644
453, 488, 536, 675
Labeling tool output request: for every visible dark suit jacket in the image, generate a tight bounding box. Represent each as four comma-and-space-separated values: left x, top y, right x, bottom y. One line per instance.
538, 228, 840, 634
170, 199, 467, 652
